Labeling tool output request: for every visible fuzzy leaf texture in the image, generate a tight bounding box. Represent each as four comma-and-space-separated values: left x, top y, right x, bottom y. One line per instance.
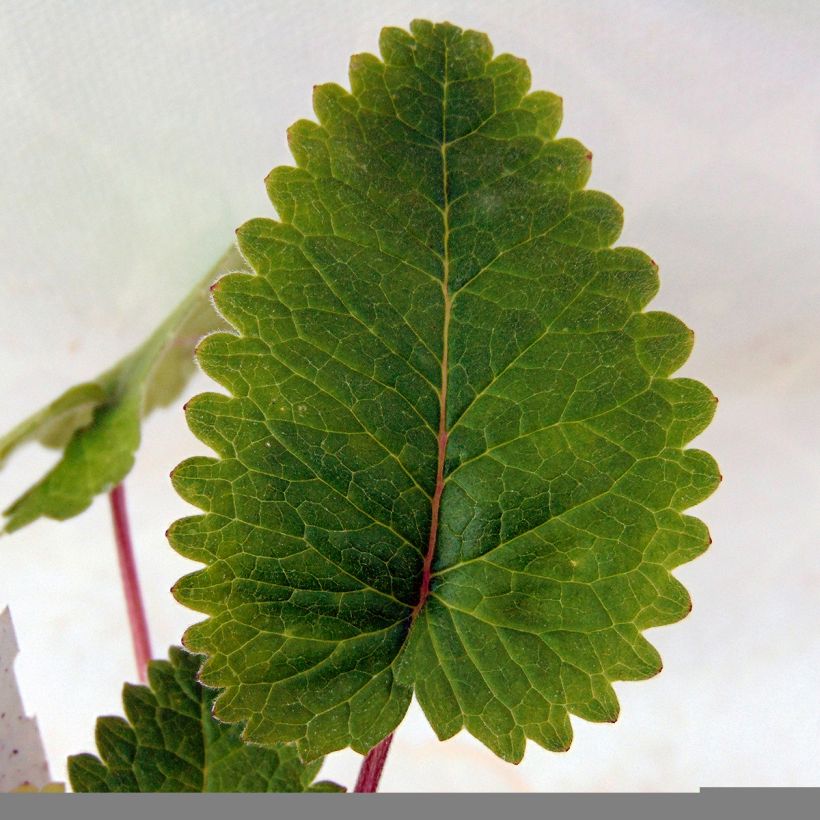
0, 248, 244, 533
68, 647, 343, 792
169, 20, 720, 764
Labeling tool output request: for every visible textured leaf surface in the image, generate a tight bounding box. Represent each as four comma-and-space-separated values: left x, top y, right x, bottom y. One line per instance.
0, 608, 52, 791
0, 247, 244, 533
68, 647, 342, 792
169, 20, 719, 763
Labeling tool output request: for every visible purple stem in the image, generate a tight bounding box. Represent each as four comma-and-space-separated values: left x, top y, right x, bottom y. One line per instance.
354, 733, 394, 793
108, 483, 152, 682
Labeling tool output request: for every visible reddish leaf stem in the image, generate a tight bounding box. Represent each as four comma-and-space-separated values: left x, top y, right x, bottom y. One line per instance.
357, 55, 454, 794
354, 733, 394, 793
108, 484, 152, 682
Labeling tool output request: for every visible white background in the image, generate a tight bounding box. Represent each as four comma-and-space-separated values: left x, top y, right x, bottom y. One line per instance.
0, 0, 818, 792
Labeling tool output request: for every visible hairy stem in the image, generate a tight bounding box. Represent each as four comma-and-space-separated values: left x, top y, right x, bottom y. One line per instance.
354, 733, 394, 793
109, 484, 152, 682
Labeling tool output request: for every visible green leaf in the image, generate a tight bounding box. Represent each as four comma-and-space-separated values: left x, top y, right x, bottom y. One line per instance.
0, 247, 245, 533
68, 647, 343, 792
168, 19, 720, 764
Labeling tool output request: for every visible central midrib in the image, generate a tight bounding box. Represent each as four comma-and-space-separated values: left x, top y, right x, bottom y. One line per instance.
412, 44, 451, 620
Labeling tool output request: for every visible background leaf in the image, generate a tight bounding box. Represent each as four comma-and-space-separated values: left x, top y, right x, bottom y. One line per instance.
68, 647, 343, 792
0, 247, 244, 533
169, 20, 719, 763
0, 608, 53, 791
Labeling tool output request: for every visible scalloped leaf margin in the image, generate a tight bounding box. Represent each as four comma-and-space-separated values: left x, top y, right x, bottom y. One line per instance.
168, 19, 719, 764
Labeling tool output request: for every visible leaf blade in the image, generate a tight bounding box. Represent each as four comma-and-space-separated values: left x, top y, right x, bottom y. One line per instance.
170, 19, 719, 763
1, 247, 246, 533
67, 647, 343, 793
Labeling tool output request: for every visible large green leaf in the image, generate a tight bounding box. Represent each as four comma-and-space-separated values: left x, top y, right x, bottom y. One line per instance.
0, 247, 244, 533
68, 647, 343, 792
168, 19, 719, 764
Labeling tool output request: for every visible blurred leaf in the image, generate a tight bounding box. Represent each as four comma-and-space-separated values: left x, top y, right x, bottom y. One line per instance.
68, 647, 343, 792
0, 247, 245, 533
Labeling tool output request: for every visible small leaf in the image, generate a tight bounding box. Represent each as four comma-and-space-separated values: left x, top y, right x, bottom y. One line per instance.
0, 608, 52, 791
68, 647, 343, 792
0, 247, 246, 533
168, 20, 719, 763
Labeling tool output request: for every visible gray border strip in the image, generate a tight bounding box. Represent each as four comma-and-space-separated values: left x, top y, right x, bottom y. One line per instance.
0, 789, 817, 820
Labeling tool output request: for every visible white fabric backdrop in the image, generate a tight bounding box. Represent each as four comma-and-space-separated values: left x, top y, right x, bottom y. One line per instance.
0, 0, 818, 791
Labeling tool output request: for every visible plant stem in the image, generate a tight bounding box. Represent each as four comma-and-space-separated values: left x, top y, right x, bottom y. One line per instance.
354, 733, 394, 793
108, 483, 152, 682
